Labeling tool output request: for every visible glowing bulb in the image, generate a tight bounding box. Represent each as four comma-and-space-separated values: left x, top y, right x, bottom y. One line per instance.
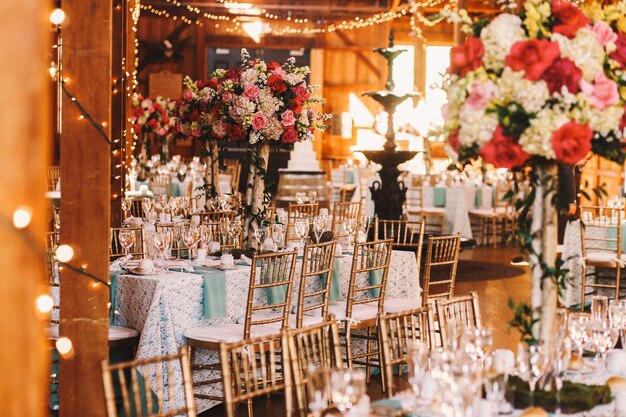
55, 337, 75, 359
36, 294, 54, 314
55, 245, 74, 262
49, 62, 57, 79
13, 207, 32, 229
50, 8, 66, 25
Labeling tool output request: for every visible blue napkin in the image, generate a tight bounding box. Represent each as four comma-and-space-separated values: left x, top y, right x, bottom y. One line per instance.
191, 266, 227, 319
320, 258, 342, 301
433, 187, 446, 207
346, 170, 355, 184
370, 269, 383, 298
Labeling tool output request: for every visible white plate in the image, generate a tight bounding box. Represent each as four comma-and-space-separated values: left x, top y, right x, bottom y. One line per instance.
128, 267, 159, 275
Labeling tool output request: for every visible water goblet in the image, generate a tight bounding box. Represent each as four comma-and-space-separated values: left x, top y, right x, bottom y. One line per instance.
227, 221, 241, 249
407, 341, 429, 404
358, 216, 370, 241
313, 216, 326, 244
272, 223, 285, 250
483, 354, 507, 416
253, 226, 267, 252
295, 192, 305, 205
553, 339, 572, 416
182, 227, 202, 259
118, 229, 136, 266
568, 312, 591, 360
308, 191, 317, 204
142, 198, 152, 221
306, 365, 329, 417
343, 218, 357, 246
528, 344, 548, 407
330, 369, 366, 414
588, 318, 614, 370
121, 197, 132, 223
160, 195, 169, 211
592, 295, 609, 320
294, 219, 309, 251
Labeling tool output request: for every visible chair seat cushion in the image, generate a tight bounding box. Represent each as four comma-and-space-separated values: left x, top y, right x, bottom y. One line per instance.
584, 252, 626, 265
184, 323, 279, 343
320, 301, 378, 322
45, 324, 139, 341
469, 207, 511, 217
383, 298, 422, 314
237, 312, 323, 328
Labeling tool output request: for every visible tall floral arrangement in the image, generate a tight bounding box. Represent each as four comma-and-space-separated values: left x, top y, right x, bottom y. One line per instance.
131, 94, 176, 179
172, 77, 221, 200
443, 0, 626, 346
206, 49, 330, 249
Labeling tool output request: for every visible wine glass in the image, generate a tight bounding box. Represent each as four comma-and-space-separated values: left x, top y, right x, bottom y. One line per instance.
160, 195, 169, 212
182, 227, 202, 259
118, 229, 136, 266
588, 318, 615, 370
343, 218, 357, 246
313, 216, 326, 244
142, 198, 152, 221
218, 217, 230, 245
121, 198, 132, 223
306, 365, 329, 417
463, 327, 492, 362
294, 219, 309, 251
253, 226, 267, 252
528, 344, 548, 407
553, 338, 572, 416
483, 354, 507, 416
227, 221, 241, 250
330, 369, 366, 414
295, 192, 305, 204
407, 341, 429, 404
308, 191, 317, 204
591, 295, 608, 321
358, 216, 370, 242
272, 223, 285, 250
568, 312, 591, 360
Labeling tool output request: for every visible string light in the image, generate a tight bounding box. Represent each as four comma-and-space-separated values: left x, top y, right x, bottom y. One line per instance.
55, 245, 74, 263
36, 294, 54, 314
55, 337, 75, 359
49, 8, 66, 25
13, 208, 32, 229
61, 81, 112, 146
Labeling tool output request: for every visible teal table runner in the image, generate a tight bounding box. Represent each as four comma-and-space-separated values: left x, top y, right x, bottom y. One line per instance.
191, 266, 227, 319
320, 258, 342, 301
433, 187, 446, 207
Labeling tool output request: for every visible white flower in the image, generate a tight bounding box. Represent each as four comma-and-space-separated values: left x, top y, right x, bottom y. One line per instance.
249, 131, 262, 144
480, 14, 526, 71
240, 68, 259, 85
519, 108, 569, 158
298, 112, 310, 126
284, 73, 303, 86
497, 68, 550, 113
458, 106, 499, 147
552, 29, 604, 82
261, 116, 282, 141
587, 105, 625, 137
258, 88, 281, 116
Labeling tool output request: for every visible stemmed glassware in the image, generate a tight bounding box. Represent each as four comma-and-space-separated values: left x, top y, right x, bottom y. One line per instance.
142, 198, 154, 222
407, 341, 429, 407
313, 216, 326, 244
553, 338, 572, 416
462, 326, 492, 362
227, 221, 241, 251
117, 229, 136, 266
272, 223, 285, 251
308, 191, 317, 204
182, 226, 202, 260
121, 197, 132, 223
588, 318, 616, 370
527, 344, 548, 407
343, 218, 357, 246
329, 369, 366, 414
568, 312, 591, 361
306, 365, 329, 417
153, 230, 173, 269
483, 353, 508, 416
591, 295, 608, 321
160, 195, 169, 213
294, 219, 309, 251
253, 226, 267, 252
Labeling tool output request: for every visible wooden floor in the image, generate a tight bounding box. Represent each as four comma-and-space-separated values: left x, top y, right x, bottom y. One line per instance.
199, 244, 530, 417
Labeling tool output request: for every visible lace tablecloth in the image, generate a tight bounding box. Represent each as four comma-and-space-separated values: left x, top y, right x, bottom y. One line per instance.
113, 250, 419, 412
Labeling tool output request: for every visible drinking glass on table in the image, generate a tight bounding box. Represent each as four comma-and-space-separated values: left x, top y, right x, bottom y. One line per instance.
182, 227, 202, 259
588, 318, 615, 369
313, 216, 326, 244
294, 219, 309, 251
142, 198, 153, 221
306, 364, 330, 417
295, 192, 305, 205
568, 312, 591, 360
553, 338, 572, 416
121, 197, 132, 223
407, 341, 429, 404
483, 354, 507, 416
227, 221, 241, 252
592, 295, 609, 320
160, 195, 169, 211
527, 344, 548, 407
117, 229, 136, 266
463, 326, 492, 362
308, 191, 317, 204
272, 223, 285, 250
330, 369, 366, 414
342, 218, 357, 246
253, 226, 267, 252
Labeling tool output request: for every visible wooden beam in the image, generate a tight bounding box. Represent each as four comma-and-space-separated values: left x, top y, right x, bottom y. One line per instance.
60, 0, 112, 415
125, 0, 139, 167
111, 0, 126, 227
0, 0, 49, 416
333, 30, 382, 79
454, 0, 468, 45
195, 24, 206, 79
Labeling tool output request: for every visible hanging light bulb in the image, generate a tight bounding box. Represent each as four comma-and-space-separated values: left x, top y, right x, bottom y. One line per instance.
49, 8, 66, 25
55, 245, 74, 262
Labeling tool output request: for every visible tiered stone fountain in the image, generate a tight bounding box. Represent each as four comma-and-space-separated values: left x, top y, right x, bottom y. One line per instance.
362, 32, 420, 219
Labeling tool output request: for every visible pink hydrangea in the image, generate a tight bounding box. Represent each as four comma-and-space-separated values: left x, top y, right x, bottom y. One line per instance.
466, 80, 497, 110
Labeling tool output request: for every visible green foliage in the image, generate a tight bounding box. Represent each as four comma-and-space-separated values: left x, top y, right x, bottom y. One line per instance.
487, 101, 534, 138
508, 299, 539, 346
592, 134, 626, 165
471, 17, 491, 37
507, 376, 611, 413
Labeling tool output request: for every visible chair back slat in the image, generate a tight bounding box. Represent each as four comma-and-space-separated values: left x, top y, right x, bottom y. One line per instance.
296, 240, 337, 327
331, 201, 361, 242
435, 292, 481, 349
378, 305, 435, 397
422, 233, 461, 303
200, 210, 236, 223
285, 203, 319, 245
110, 227, 147, 261
101, 348, 197, 417
244, 250, 298, 338
580, 205, 623, 258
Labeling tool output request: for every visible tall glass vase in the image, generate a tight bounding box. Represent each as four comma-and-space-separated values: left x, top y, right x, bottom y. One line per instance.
204, 138, 219, 209
529, 161, 559, 348
243, 141, 270, 251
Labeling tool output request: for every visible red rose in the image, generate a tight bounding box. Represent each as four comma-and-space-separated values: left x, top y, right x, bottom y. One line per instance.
552, 121, 592, 164
506, 39, 560, 80
267, 74, 287, 93
289, 97, 304, 113
447, 130, 461, 152
448, 36, 484, 77
207, 78, 219, 89
162, 115, 170, 124
540, 58, 582, 94
552, 0, 589, 38
281, 128, 298, 144
132, 124, 141, 134
620, 107, 626, 133
225, 124, 246, 141
189, 110, 200, 122
480, 126, 530, 169
610, 34, 626, 68
224, 68, 240, 82
147, 119, 158, 129
131, 107, 142, 118
267, 62, 282, 71
293, 85, 311, 100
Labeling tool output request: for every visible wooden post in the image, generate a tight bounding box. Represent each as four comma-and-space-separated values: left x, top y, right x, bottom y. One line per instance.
111, 0, 126, 227
60, 0, 112, 416
0, 1, 49, 416
453, 0, 468, 45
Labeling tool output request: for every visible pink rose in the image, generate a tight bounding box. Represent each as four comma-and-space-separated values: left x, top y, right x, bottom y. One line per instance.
466, 80, 497, 110
591, 21, 618, 47
222, 91, 234, 102
251, 112, 268, 131
182, 90, 193, 103
242, 84, 260, 100
580, 72, 619, 110
280, 110, 296, 127
148, 105, 155, 114
156, 128, 166, 136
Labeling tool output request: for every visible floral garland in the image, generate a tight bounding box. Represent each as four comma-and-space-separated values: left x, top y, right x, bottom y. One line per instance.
443, 0, 626, 169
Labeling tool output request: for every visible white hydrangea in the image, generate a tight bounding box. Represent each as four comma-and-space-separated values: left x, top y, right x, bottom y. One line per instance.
519, 108, 569, 158
261, 116, 282, 141
587, 105, 625, 137
480, 14, 526, 71
497, 68, 550, 113
258, 88, 282, 116
197, 87, 216, 101
552, 29, 604, 82
249, 131, 262, 144
239, 68, 259, 85
298, 112, 310, 126
284, 73, 303, 86
457, 106, 499, 147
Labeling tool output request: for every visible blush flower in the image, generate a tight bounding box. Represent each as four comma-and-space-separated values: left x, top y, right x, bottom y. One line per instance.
251, 112, 268, 131
466, 80, 498, 110
280, 110, 296, 127
591, 21, 618, 48
448, 37, 484, 77
242, 84, 260, 100
580, 72, 620, 110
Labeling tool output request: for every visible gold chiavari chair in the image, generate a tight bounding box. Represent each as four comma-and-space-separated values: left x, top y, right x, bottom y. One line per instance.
101, 347, 197, 417
580, 205, 625, 307
378, 305, 436, 397
202, 220, 242, 251
47, 165, 60, 191
422, 233, 461, 304
220, 330, 293, 417
331, 201, 361, 244
184, 251, 298, 403
110, 227, 147, 261
150, 174, 173, 197
156, 222, 191, 258
292, 240, 337, 328
374, 219, 426, 314
289, 319, 343, 417
324, 240, 393, 380
286, 203, 319, 245
129, 198, 146, 218
469, 180, 513, 247
200, 210, 236, 223
404, 178, 445, 236
435, 292, 481, 349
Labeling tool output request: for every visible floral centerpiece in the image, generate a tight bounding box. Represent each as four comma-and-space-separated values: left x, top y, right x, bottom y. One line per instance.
443, 0, 626, 346
204, 49, 330, 249
130, 94, 176, 179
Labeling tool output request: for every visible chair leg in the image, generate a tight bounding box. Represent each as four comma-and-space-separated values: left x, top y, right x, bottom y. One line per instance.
345, 323, 353, 370
581, 265, 587, 311
491, 218, 497, 248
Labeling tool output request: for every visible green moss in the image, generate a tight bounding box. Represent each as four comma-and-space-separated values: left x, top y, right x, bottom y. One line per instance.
507, 376, 611, 414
